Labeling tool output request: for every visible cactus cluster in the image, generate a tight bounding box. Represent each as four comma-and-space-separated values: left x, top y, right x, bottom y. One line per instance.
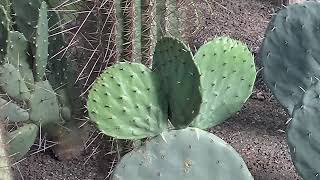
88, 36, 256, 179
115, 0, 181, 65
261, 1, 320, 179
0, 0, 86, 165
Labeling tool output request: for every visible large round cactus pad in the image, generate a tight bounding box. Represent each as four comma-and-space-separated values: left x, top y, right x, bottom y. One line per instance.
261, 1, 320, 114
191, 37, 256, 129
287, 81, 320, 180
112, 127, 254, 180
87, 62, 168, 140
152, 37, 202, 129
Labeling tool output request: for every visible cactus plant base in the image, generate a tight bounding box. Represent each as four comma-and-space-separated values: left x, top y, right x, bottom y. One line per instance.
111, 127, 253, 180
7, 99, 300, 179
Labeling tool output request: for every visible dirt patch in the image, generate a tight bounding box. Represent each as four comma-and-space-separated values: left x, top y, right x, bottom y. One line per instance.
12, 0, 302, 179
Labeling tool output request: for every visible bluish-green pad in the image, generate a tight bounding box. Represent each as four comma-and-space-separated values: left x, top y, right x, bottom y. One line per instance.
29, 80, 60, 126
261, 1, 320, 114
112, 127, 254, 180
88, 62, 168, 140
287, 81, 320, 180
0, 5, 8, 60
8, 123, 38, 160
191, 37, 256, 129
12, 0, 42, 44
34, 1, 49, 81
0, 63, 31, 101
0, 98, 29, 122
5, 31, 34, 87
152, 37, 202, 129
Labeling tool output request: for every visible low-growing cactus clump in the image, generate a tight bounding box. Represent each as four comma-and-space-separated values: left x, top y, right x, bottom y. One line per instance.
261, 1, 320, 179
87, 36, 256, 179
0, 1, 86, 177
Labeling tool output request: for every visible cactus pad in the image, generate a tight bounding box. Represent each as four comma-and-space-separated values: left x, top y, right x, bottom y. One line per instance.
0, 63, 31, 101
88, 62, 168, 140
12, 0, 41, 44
5, 31, 34, 87
191, 37, 256, 129
287, 81, 320, 180
0, 5, 8, 59
112, 127, 254, 180
152, 37, 201, 129
8, 123, 38, 160
34, 1, 48, 81
29, 80, 60, 126
261, 1, 320, 114
0, 98, 29, 122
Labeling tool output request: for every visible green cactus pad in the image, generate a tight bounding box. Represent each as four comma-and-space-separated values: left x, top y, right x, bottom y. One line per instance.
29, 80, 60, 126
34, 1, 49, 82
152, 37, 201, 129
0, 98, 29, 122
5, 31, 34, 87
0, 5, 8, 60
287, 81, 320, 180
12, 0, 42, 44
112, 127, 254, 180
8, 123, 38, 160
261, 1, 320, 114
191, 37, 256, 129
0, 63, 31, 101
88, 62, 168, 140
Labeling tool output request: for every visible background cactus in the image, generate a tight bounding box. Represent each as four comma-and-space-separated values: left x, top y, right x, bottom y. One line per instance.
87, 36, 256, 179
0, 0, 86, 163
260, 1, 320, 179
66, 0, 205, 97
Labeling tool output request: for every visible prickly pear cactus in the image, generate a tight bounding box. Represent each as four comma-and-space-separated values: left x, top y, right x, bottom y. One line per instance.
0, 122, 12, 180
287, 81, 320, 180
261, 2, 320, 179
191, 37, 256, 129
8, 124, 39, 160
88, 36, 255, 179
0, 0, 86, 161
261, 1, 320, 115
0, 5, 8, 59
88, 62, 168, 139
112, 128, 254, 180
0, 98, 29, 122
153, 37, 202, 129
5, 31, 34, 87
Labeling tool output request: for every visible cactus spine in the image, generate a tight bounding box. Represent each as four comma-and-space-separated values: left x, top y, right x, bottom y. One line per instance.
114, 0, 182, 65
